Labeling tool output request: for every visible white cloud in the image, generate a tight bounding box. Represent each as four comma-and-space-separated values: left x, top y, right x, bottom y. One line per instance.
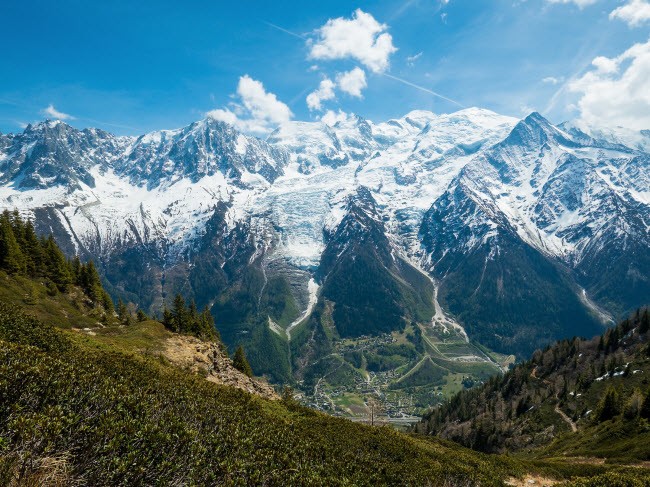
206, 75, 292, 134
592, 55, 619, 73
545, 0, 597, 7
569, 38, 650, 130
306, 78, 336, 111
321, 109, 353, 126
42, 104, 74, 120
542, 76, 563, 85
308, 9, 397, 73
336, 68, 367, 97
237, 75, 292, 125
610, 0, 650, 27
406, 52, 423, 67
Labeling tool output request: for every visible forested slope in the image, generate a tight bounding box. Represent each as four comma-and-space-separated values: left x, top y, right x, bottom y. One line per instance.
418, 309, 650, 463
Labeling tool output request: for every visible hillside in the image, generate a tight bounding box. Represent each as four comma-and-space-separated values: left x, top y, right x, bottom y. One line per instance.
2, 213, 650, 484
0, 209, 274, 399
0, 299, 531, 486
7, 293, 650, 486
417, 308, 650, 464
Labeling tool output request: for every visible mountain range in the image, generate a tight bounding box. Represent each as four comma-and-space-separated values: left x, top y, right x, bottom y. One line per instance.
1, 108, 648, 385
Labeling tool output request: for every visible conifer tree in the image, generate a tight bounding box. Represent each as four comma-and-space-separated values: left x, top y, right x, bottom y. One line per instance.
22, 219, 43, 276
80, 261, 103, 302
101, 291, 114, 312
233, 345, 253, 377
162, 307, 173, 330
43, 236, 71, 290
640, 309, 649, 334
189, 299, 198, 322
641, 390, 650, 420
172, 294, 187, 333
0, 212, 26, 275
199, 305, 219, 342
71, 256, 82, 284
594, 387, 621, 422
117, 299, 132, 326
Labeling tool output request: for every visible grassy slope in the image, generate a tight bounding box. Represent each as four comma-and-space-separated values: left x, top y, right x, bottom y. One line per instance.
0, 301, 526, 486
1, 273, 648, 485
0, 270, 103, 329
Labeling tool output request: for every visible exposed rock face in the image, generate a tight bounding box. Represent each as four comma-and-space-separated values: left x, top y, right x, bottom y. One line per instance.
162, 335, 278, 400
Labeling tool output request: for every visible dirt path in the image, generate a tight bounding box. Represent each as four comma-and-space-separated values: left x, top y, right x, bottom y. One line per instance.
554, 403, 578, 433
531, 367, 578, 433
506, 475, 558, 486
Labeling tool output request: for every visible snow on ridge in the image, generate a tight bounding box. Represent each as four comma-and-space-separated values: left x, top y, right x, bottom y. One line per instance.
0, 108, 648, 279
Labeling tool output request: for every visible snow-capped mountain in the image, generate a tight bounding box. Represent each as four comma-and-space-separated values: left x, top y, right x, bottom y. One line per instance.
0, 108, 648, 367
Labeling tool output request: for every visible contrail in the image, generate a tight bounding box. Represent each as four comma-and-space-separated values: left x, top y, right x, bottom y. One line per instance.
262, 21, 307, 41
80, 117, 140, 132
380, 73, 465, 108
262, 19, 464, 109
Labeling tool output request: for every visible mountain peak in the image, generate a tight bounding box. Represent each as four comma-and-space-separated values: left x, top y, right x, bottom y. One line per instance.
523, 111, 551, 126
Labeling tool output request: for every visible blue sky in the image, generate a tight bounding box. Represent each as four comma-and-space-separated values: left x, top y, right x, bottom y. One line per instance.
1, 0, 649, 135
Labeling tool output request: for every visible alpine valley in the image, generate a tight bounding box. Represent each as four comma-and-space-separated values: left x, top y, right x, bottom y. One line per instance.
1, 108, 649, 417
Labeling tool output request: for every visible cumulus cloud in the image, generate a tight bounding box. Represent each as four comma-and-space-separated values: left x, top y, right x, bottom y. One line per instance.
610, 0, 650, 27
207, 75, 292, 134
308, 9, 397, 73
569, 38, 650, 130
306, 78, 336, 111
545, 0, 597, 7
321, 109, 353, 126
42, 104, 74, 120
336, 68, 367, 97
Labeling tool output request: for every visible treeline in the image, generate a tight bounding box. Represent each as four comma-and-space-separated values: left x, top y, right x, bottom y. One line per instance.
0, 209, 224, 344
417, 308, 650, 454
162, 293, 220, 342
0, 209, 112, 310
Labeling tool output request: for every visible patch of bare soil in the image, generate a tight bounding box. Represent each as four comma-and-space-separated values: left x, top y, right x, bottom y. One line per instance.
162, 335, 279, 400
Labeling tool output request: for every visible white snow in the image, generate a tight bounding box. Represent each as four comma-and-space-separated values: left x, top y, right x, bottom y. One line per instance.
0, 107, 648, 324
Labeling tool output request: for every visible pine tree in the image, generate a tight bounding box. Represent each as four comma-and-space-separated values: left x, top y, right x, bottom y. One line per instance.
195, 305, 218, 341
172, 294, 187, 333
43, 236, 71, 290
162, 307, 173, 330
136, 309, 148, 322
594, 386, 621, 422
22, 219, 43, 276
189, 299, 198, 323
71, 256, 82, 284
0, 211, 27, 274
640, 309, 649, 334
80, 261, 103, 302
102, 291, 114, 312
232, 345, 253, 377
117, 299, 132, 326
641, 390, 650, 420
